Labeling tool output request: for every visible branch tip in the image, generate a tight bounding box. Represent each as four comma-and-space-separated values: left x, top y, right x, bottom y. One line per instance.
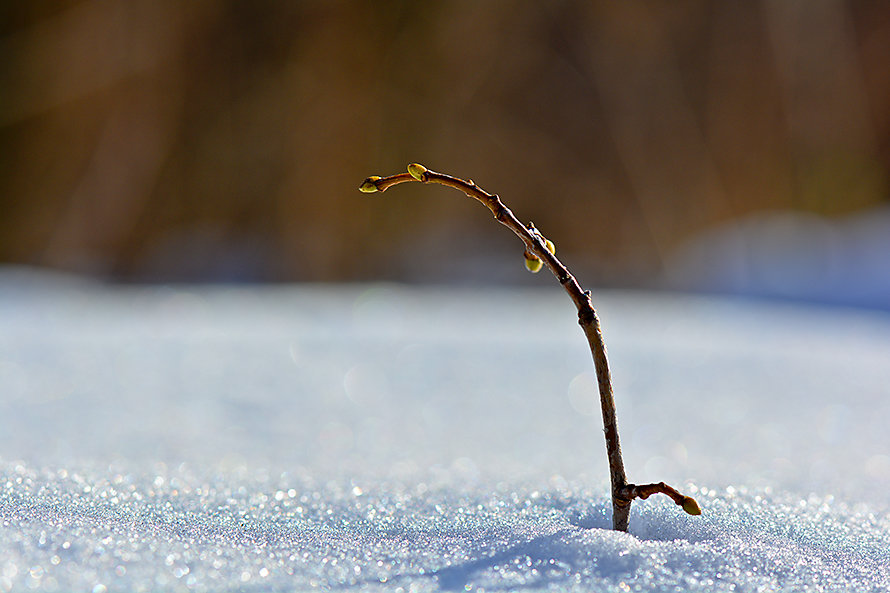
359, 176, 382, 193
681, 496, 702, 515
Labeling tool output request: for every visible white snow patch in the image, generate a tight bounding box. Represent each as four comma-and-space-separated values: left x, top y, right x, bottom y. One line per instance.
1, 273, 888, 591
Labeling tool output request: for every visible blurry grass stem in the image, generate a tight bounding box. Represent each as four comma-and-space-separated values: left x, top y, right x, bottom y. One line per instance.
359, 164, 700, 531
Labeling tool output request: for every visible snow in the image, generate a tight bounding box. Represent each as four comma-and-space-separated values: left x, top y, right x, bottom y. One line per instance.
664, 206, 890, 311
1, 270, 889, 592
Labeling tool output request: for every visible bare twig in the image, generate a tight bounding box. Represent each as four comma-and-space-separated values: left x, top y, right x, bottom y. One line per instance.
359, 163, 700, 531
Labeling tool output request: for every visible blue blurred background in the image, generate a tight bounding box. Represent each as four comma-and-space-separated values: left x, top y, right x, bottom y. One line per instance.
2, 1, 889, 309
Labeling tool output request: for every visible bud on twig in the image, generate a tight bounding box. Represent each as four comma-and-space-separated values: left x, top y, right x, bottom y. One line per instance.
524, 250, 543, 273
407, 163, 428, 182
359, 177, 381, 193
681, 496, 702, 515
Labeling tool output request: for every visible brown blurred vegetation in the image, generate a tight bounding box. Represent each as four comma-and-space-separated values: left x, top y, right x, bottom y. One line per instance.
1, 1, 888, 284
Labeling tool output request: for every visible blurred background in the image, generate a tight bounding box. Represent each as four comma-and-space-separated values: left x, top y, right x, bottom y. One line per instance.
2, 0, 889, 308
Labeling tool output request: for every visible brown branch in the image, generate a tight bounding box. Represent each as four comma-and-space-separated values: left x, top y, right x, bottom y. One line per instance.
619, 482, 702, 516
359, 163, 700, 531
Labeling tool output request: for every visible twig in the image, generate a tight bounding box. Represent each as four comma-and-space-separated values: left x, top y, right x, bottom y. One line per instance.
359, 163, 700, 531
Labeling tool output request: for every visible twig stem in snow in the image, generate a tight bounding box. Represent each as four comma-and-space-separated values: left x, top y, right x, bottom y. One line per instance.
359, 164, 700, 531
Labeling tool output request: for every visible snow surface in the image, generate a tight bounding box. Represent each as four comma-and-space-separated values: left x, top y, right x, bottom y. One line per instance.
664, 206, 890, 311
1, 270, 889, 592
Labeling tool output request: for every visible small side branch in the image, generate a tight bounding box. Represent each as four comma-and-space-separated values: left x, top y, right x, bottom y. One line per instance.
619, 482, 702, 516
359, 164, 700, 531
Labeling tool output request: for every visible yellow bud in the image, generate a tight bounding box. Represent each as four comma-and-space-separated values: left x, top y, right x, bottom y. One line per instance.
407, 163, 428, 181
359, 176, 381, 193
524, 252, 543, 273
681, 496, 701, 515
544, 238, 556, 255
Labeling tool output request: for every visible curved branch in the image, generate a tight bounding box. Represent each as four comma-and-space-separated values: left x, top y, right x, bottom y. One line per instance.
359, 164, 699, 530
